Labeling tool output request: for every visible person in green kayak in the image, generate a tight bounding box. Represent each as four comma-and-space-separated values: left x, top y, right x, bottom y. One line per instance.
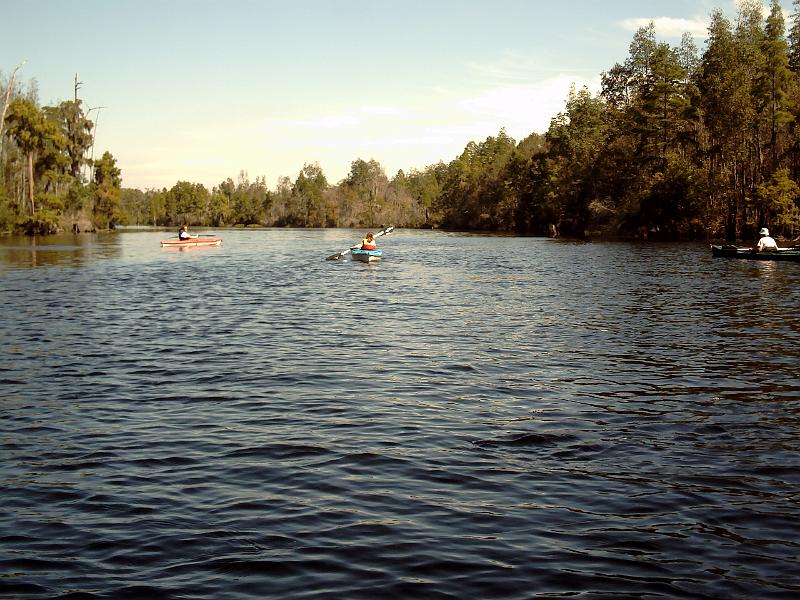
756, 227, 778, 252
178, 224, 197, 240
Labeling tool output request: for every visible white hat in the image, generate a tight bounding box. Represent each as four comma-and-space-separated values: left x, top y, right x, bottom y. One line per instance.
759, 227, 769, 236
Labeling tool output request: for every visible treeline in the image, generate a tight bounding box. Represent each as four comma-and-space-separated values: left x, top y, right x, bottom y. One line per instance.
4, 0, 800, 240
118, 160, 429, 230
0, 70, 122, 234
430, 0, 800, 240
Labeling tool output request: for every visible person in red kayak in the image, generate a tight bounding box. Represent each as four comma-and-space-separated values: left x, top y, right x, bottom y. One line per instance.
178, 224, 197, 240
360, 232, 377, 250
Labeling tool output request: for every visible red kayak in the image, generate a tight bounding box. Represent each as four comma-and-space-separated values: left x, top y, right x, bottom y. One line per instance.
160, 237, 222, 247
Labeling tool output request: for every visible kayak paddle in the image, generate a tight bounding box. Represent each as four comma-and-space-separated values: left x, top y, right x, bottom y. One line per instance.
326, 226, 394, 260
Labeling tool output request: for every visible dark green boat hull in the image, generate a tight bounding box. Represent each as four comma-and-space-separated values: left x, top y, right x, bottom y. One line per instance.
711, 245, 800, 262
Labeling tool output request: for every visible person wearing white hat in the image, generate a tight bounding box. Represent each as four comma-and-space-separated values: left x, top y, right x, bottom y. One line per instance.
756, 227, 778, 252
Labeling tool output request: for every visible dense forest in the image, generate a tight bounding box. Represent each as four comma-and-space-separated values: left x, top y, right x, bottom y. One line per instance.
3, 0, 800, 241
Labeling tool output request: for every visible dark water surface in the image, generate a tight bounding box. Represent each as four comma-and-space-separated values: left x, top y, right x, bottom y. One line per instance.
1, 228, 799, 599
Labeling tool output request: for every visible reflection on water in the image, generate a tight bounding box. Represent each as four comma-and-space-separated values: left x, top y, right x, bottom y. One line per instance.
0, 232, 123, 269
1, 229, 799, 599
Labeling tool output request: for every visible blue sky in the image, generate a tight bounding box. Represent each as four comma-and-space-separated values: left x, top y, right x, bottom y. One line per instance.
2, 0, 745, 190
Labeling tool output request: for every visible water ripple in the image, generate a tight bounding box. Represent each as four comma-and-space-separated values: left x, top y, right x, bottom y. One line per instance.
1, 230, 799, 598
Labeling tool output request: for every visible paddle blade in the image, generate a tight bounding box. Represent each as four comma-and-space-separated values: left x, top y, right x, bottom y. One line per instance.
326, 247, 352, 260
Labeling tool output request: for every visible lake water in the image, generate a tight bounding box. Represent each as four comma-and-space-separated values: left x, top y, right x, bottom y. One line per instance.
1, 228, 799, 599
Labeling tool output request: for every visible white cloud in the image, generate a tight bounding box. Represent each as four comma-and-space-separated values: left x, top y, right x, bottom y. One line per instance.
298, 114, 362, 129
118, 76, 601, 188
255, 76, 600, 179
359, 105, 409, 117
460, 75, 602, 137
467, 51, 557, 82
621, 17, 708, 38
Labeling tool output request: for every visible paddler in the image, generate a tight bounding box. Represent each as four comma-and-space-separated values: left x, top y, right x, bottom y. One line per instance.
755, 227, 778, 252
360, 232, 377, 250
178, 224, 197, 240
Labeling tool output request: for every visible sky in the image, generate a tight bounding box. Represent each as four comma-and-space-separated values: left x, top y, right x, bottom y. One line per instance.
0, 0, 754, 190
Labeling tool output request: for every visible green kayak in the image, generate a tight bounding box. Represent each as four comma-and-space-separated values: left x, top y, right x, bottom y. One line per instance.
711, 244, 800, 262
